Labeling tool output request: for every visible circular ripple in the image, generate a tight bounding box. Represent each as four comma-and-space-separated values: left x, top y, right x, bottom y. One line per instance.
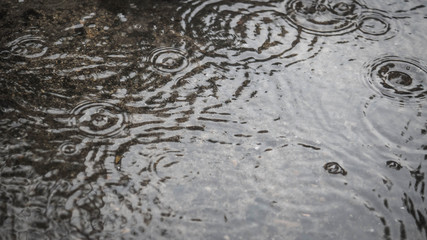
284, 0, 365, 36
356, 10, 398, 40
70, 102, 128, 138
6, 35, 48, 58
362, 98, 426, 152
364, 56, 427, 101
180, 0, 319, 65
0, 50, 11, 59
59, 141, 82, 156
148, 47, 189, 74
357, 12, 390, 36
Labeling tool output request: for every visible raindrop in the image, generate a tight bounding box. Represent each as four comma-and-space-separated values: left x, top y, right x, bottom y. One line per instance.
386, 161, 402, 170
6, 35, 48, 58
323, 162, 347, 175
59, 142, 81, 156
148, 47, 189, 74
69, 102, 128, 138
364, 56, 426, 101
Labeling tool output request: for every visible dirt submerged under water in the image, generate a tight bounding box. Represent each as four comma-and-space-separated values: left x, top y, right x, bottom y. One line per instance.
0, 0, 426, 239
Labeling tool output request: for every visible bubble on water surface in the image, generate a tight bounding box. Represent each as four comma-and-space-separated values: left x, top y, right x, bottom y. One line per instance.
59, 141, 81, 156
148, 47, 189, 74
284, 0, 364, 36
386, 161, 402, 170
179, 0, 321, 65
70, 102, 128, 138
323, 162, 347, 175
364, 56, 427, 101
6, 35, 48, 58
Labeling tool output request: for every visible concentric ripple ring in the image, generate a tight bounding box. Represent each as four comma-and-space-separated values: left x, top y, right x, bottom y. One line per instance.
59, 141, 81, 156
6, 35, 48, 58
364, 56, 427, 101
148, 47, 189, 74
283, 0, 365, 36
179, 0, 319, 65
70, 102, 128, 137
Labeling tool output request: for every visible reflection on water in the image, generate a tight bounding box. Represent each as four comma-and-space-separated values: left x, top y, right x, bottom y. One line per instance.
0, 0, 426, 239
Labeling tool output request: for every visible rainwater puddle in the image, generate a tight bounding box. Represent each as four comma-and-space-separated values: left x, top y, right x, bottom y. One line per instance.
0, 0, 426, 239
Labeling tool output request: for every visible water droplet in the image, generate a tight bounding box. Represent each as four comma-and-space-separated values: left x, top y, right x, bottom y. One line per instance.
364, 56, 427, 101
386, 161, 402, 170
148, 47, 189, 74
323, 162, 347, 175
332, 2, 355, 16
59, 142, 81, 156
70, 102, 128, 137
284, 0, 363, 36
6, 35, 48, 58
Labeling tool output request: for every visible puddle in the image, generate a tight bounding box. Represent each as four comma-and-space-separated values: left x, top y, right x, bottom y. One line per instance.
0, 0, 426, 239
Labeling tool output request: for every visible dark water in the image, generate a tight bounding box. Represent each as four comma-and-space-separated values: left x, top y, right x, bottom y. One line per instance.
0, 0, 426, 239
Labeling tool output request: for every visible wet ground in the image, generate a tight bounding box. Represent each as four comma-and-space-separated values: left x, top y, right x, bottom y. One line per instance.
0, 0, 426, 239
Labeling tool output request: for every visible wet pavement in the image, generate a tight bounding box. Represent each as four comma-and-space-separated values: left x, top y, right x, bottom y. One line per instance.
0, 0, 426, 239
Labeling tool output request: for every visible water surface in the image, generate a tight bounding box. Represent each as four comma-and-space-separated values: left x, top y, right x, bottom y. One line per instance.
0, 0, 426, 239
